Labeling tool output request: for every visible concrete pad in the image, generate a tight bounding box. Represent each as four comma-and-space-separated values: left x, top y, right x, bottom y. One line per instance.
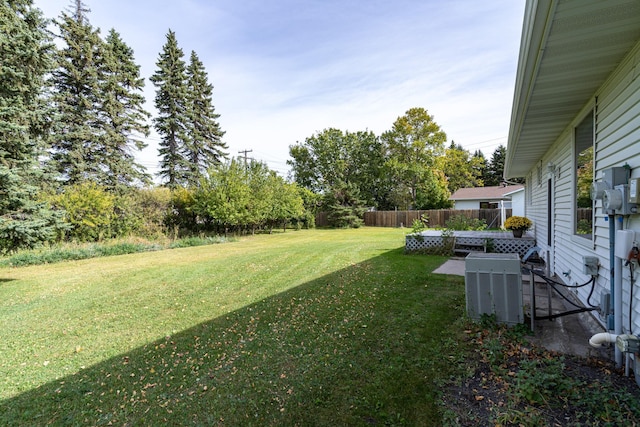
433, 258, 465, 276
433, 257, 608, 358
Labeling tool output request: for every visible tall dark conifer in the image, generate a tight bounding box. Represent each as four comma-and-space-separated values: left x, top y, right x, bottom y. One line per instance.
185, 51, 227, 186
0, 0, 64, 252
100, 28, 151, 191
150, 30, 189, 188
48, 1, 104, 185
485, 145, 507, 186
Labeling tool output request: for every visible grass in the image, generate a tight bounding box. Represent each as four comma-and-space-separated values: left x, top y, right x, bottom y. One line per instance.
0, 228, 468, 426
0, 235, 232, 267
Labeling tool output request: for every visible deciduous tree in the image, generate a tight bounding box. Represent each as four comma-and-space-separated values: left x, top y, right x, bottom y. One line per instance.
437, 142, 484, 192
288, 128, 385, 208
381, 107, 449, 209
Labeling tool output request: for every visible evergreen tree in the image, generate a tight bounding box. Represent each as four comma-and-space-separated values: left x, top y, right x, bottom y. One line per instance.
324, 181, 367, 228
484, 145, 506, 186
184, 50, 227, 186
48, 1, 104, 185
99, 28, 152, 191
472, 150, 488, 186
484, 145, 523, 186
0, 0, 64, 252
150, 30, 189, 188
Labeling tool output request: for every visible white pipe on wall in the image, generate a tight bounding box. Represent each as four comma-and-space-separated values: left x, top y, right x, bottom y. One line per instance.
589, 332, 618, 348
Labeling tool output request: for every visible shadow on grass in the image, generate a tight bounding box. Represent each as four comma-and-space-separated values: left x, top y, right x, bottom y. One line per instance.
0, 249, 465, 426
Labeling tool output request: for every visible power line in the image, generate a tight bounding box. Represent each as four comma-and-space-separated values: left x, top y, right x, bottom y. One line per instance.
238, 149, 253, 166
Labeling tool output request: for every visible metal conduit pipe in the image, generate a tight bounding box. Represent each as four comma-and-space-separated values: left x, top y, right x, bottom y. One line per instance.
608, 214, 615, 330
615, 216, 624, 367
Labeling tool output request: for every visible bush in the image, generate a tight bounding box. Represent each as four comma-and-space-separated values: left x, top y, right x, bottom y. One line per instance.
168, 236, 230, 249
577, 219, 592, 234
445, 215, 487, 231
47, 182, 115, 242
0, 236, 231, 267
411, 214, 429, 233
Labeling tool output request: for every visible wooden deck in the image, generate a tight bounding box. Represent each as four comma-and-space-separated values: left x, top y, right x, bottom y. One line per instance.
416, 230, 534, 240
405, 230, 536, 258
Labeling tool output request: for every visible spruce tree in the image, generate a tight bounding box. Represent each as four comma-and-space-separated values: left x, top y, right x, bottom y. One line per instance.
100, 28, 152, 191
48, 1, 104, 185
150, 30, 190, 188
185, 51, 227, 186
0, 0, 64, 252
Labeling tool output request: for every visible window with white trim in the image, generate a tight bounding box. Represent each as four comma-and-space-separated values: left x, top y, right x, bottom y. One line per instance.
575, 110, 593, 238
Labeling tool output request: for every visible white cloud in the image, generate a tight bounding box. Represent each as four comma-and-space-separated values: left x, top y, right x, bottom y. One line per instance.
33, 0, 525, 177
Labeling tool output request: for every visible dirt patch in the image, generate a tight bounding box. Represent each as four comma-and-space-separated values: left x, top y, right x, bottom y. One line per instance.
442, 326, 640, 426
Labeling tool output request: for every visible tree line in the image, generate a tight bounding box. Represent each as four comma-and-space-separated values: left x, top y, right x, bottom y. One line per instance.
0, 0, 307, 253
287, 107, 514, 227
1, 0, 512, 253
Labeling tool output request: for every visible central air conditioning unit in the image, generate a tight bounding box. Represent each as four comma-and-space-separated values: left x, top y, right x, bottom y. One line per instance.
464, 253, 523, 325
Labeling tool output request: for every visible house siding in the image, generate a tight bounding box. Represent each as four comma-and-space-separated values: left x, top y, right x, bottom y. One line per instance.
453, 200, 480, 210
527, 39, 640, 333
510, 191, 525, 217
593, 40, 640, 334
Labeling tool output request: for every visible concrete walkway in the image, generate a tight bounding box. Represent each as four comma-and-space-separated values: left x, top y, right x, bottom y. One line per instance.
434, 258, 610, 358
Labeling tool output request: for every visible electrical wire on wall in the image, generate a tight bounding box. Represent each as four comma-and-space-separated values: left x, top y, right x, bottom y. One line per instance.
521, 264, 599, 321
625, 248, 638, 335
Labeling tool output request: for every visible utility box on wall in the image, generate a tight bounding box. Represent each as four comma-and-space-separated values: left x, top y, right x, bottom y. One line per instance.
465, 253, 523, 325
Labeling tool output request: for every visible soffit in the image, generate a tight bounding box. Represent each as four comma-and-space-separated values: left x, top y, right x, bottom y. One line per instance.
505, 0, 640, 178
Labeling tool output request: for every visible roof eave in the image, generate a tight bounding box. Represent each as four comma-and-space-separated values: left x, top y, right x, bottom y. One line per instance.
505, 0, 556, 179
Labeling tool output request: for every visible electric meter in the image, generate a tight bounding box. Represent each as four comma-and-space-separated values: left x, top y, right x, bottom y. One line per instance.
603, 189, 623, 211
591, 182, 608, 201
630, 178, 640, 203
616, 334, 640, 353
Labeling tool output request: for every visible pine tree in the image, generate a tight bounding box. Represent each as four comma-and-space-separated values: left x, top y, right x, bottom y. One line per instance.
0, 0, 65, 252
99, 28, 152, 191
48, 1, 104, 185
150, 30, 190, 188
184, 50, 227, 186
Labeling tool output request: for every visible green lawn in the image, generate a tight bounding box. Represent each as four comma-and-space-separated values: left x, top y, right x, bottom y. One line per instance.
0, 228, 467, 426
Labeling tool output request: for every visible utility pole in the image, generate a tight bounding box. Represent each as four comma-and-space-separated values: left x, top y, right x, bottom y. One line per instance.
238, 149, 253, 166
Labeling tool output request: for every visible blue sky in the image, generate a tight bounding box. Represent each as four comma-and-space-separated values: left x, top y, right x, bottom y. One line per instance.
34, 0, 526, 178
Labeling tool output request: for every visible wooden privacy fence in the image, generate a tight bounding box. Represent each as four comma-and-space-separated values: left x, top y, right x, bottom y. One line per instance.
316, 209, 512, 228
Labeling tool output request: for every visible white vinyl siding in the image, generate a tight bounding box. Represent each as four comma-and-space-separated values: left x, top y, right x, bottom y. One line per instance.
527, 38, 640, 333
453, 200, 480, 210
591, 39, 640, 334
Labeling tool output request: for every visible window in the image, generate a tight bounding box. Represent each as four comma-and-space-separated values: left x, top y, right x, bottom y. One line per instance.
480, 202, 498, 209
575, 110, 594, 238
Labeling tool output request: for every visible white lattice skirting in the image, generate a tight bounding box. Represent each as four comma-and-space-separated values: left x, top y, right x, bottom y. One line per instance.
405, 231, 536, 258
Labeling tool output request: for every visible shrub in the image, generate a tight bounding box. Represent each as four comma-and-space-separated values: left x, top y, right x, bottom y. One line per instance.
168, 235, 230, 249
445, 214, 487, 231
411, 214, 429, 233
48, 182, 115, 242
577, 219, 592, 234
